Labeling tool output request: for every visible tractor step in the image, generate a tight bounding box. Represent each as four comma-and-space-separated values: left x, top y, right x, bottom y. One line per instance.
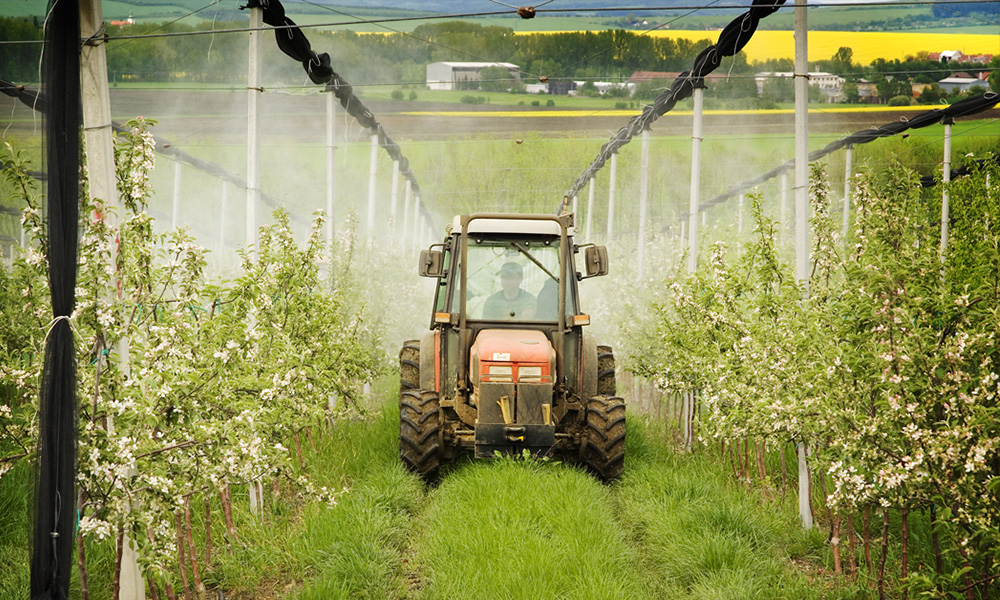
474, 423, 555, 458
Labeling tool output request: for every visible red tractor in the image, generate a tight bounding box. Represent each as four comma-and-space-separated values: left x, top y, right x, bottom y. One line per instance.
399, 213, 625, 482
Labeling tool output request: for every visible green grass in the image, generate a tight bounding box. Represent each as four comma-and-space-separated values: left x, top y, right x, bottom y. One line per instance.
413, 456, 642, 600
0, 381, 930, 600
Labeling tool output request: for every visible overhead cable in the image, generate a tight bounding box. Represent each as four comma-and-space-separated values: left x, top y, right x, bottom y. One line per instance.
244, 0, 432, 226
681, 91, 1000, 221
1, 77, 311, 226
559, 0, 788, 211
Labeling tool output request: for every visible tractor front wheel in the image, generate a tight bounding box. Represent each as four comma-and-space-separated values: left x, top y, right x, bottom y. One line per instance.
581, 395, 626, 482
399, 389, 443, 481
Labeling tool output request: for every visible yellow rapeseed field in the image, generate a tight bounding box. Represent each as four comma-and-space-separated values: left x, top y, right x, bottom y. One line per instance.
519, 30, 1000, 64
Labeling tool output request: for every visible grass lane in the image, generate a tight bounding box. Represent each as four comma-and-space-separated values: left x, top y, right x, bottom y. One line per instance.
396, 413, 852, 600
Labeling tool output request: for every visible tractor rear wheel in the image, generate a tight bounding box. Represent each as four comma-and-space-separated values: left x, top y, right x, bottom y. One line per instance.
581, 395, 626, 482
597, 345, 616, 396
399, 389, 443, 481
400, 340, 420, 393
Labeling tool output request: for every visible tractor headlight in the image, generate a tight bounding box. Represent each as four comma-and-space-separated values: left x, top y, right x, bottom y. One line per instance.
518, 366, 542, 378
489, 365, 513, 376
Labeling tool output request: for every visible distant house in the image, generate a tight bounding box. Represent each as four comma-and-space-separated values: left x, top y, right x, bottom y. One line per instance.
754, 71, 845, 101
548, 80, 577, 96
110, 12, 134, 26
928, 50, 994, 64
572, 81, 635, 96
856, 79, 878, 103
426, 62, 520, 91
938, 73, 987, 94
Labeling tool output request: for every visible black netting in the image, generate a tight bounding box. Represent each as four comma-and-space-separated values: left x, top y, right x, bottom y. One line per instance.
30, 0, 80, 598
681, 92, 1000, 222
245, 0, 426, 216
562, 0, 787, 203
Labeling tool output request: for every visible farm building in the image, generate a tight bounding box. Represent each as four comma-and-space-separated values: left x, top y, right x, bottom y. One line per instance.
937, 73, 989, 94
426, 62, 520, 91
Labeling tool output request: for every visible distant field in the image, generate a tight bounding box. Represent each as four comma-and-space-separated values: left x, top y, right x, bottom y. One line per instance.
520, 30, 1000, 64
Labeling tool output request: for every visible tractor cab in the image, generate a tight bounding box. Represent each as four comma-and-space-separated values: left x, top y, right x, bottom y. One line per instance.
400, 213, 623, 481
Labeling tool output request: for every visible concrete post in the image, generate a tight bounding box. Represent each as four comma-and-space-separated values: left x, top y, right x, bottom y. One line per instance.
325, 86, 337, 246
841, 144, 853, 240
585, 177, 595, 242
367, 133, 378, 235
606, 152, 617, 241
687, 85, 704, 274
638, 127, 650, 279
247, 5, 262, 250
794, 0, 814, 530
940, 119, 953, 260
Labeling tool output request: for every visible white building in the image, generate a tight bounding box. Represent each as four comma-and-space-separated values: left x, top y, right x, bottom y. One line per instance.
426, 62, 520, 91
938, 74, 987, 94
755, 71, 846, 101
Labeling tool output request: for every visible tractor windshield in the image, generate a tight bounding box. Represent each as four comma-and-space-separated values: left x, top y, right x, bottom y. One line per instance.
458, 237, 564, 322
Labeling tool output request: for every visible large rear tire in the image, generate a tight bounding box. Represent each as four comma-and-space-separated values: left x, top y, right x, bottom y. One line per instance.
597, 345, 616, 396
400, 340, 420, 393
581, 395, 626, 482
399, 389, 443, 481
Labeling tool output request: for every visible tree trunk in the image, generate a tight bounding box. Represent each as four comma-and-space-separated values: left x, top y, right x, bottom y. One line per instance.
293, 432, 305, 470
982, 554, 992, 600
221, 486, 236, 546
819, 472, 833, 539
728, 442, 740, 481
832, 513, 842, 575
164, 582, 176, 600
847, 513, 858, 578
863, 506, 873, 578
184, 497, 207, 600
901, 506, 909, 600
306, 426, 316, 452
806, 453, 816, 525
930, 504, 943, 576
114, 525, 124, 600
77, 524, 89, 600
956, 543, 974, 600
176, 511, 191, 600
877, 507, 890, 600
147, 578, 161, 600
204, 496, 212, 568
780, 443, 787, 489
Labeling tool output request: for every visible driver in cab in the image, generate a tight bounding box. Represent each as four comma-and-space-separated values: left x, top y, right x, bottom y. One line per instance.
482, 262, 535, 320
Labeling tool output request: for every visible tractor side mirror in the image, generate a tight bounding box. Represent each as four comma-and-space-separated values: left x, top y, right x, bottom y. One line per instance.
419, 248, 445, 278
581, 245, 609, 279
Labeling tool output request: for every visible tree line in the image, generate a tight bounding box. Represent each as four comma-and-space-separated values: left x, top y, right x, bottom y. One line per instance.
1, 17, 996, 100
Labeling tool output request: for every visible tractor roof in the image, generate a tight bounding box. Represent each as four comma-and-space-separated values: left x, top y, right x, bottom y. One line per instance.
451, 214, 571, 237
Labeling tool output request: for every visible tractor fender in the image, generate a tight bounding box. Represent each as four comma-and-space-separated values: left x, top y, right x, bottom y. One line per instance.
580, 332, 598, 402
420, 329, 437, 391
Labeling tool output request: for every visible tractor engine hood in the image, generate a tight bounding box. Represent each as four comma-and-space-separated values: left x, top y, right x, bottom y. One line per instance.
470, 329, 555, 386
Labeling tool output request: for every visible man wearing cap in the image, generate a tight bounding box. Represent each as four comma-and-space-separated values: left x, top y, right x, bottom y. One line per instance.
482, 262, 536, 320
